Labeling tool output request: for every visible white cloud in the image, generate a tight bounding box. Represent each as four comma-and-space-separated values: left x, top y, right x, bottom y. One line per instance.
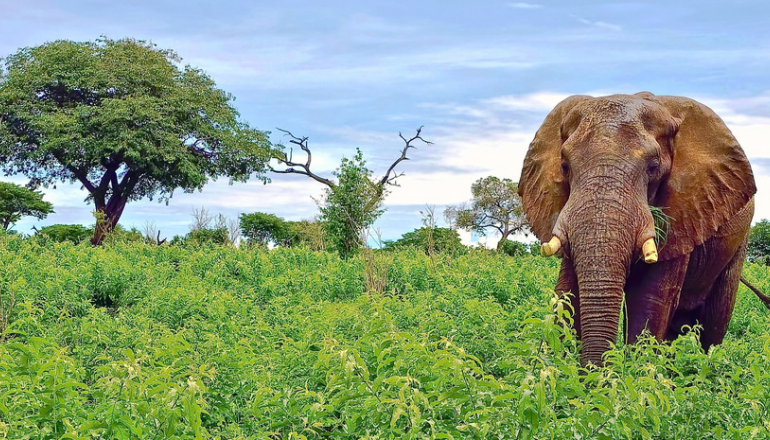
572, 15, 622, 32
482, 92, 571, 112
507, 2, 543, 9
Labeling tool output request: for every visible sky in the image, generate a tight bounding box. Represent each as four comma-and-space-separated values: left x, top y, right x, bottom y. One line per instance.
1, 0, 769, 244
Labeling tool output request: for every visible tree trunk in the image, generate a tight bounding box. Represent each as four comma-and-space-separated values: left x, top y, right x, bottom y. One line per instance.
91, 195, 128, 246
495, 228, 512, 252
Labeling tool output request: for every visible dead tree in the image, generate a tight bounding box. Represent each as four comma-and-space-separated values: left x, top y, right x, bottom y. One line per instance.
270, 126, 432, 191
270, 127, 432, 253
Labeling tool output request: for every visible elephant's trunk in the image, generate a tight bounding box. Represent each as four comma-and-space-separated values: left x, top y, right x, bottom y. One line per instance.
561, 173, 653, 366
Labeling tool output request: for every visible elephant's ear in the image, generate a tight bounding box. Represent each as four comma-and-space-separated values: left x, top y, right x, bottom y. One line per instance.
518, 95, 590, 241
652, 95, 756, 260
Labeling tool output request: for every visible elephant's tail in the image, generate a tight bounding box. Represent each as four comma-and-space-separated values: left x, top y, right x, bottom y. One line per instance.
740, 276, 770, 310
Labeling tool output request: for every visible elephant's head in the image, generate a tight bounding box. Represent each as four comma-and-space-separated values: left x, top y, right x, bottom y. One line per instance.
518, 92, 755, 366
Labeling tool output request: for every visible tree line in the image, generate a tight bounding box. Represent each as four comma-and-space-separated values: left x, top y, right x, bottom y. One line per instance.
0, 36, 536, 257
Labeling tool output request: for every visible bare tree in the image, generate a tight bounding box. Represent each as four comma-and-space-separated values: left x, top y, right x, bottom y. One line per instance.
227, 217, 241, 245
420, 204, 437, 229
190, 207, 214, 231
367, 227, 385, 249
141, 220, 166, 245
270, 127, 432, 191
141, 220, 158, 240
443, 203, 466, 230
270, 127, 432, 257
213, 214, 228, 230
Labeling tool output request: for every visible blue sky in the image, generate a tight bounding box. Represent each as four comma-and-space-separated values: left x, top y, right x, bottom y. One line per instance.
1, 1, 769, 243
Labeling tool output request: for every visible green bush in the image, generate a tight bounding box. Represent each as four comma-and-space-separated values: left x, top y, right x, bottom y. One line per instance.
499, 239, 529, 257
35, 224, 92, 243
36, 223, 144, 245
172, 227, 230, 246
384, 227, 467, 255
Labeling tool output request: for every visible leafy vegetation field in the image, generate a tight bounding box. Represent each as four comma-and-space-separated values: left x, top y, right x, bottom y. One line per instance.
0, 236, 769, 439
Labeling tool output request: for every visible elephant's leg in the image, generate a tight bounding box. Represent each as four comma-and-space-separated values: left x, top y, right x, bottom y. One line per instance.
555, 258, 580, 338
624, 255, 690, 343
696, 237, 747, 350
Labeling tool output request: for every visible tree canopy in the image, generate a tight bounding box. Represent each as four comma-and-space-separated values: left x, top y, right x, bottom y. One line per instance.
240, 212, 296, 247
320, 149, 384, 257
0, 37, 275, 244
748, 219, 770, 265
445, 176, 528, 251
0, 181, 54, 230
240, 212, 328, 249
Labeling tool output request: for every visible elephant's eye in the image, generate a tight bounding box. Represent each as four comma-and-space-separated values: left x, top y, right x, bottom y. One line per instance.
647, 159, 661, 176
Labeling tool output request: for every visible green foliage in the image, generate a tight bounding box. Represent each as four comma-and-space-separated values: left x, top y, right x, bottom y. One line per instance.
446, 176, 528, 251
102, 225, 144, 244
385, 227, 466, 254
748, 219, 770, 264
0, 182, 54, 231
0, 236, 769, 438
240, 212, 292, 245
650, 205, 672, 250
35, 223, 143, 245
0, 37, 275, 243
188, 227, 230, 245
240, 212, 327, 249
321, 149, 384, 258
35, 224, 92, 244
172, 227, 230, 247
499, 239, 530, 257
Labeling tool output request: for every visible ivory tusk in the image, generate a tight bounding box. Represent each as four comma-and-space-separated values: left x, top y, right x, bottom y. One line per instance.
642, 238, 658, 264
541, 236, 562, 257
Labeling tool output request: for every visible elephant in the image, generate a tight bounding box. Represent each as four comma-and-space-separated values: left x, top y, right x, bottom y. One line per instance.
518, 92, 758, 366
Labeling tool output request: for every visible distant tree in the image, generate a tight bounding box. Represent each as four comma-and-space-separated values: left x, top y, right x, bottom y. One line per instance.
34, 222, 142, 244
499, 240, 529, 257
445, 176, 528, 252
291, 219, 328, 251
748, 219, 770, 265
35, 224, 92, 244
185, 227, 230, 246
101, 225, 144, 244
0, 37, 275, 245
240, 212, 328, 249
240, 212, 294, 246
443, 204, 463, 230
384, 227, 465, 254
0, 182, 54, 230
271, 128, 431, 258
175, 207, 235, 246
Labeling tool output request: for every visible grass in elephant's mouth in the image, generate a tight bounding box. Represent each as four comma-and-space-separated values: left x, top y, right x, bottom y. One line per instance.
650, 205, 672, 249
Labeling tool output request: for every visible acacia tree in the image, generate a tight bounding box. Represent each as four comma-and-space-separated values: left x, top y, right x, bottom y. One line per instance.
0, 181, 54, 231
445, 176, 528, 251
0, 38, 274, 244
271, 128, 431, 258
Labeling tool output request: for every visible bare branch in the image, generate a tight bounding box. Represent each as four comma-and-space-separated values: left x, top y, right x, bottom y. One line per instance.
190, 206, 213, 231
379, 126, 433, 187
270, 128, 336, 188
